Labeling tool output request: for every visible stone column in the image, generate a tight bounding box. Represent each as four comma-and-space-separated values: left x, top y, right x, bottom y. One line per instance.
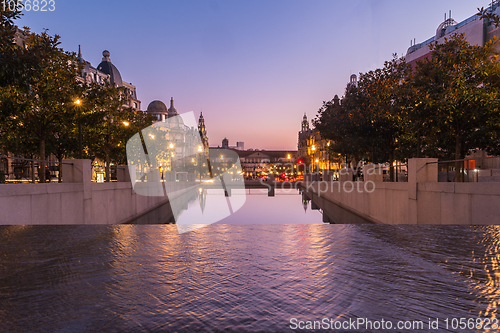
62, 159, 92, 224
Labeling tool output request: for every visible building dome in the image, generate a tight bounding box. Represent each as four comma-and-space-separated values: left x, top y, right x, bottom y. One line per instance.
147, 100, 168, 113
97, 50, 123, 87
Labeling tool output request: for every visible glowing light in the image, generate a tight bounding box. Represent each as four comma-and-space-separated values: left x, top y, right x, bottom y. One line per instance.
169, 143, 174, 149
74, 99, 81, 105
122, 121, 130, 126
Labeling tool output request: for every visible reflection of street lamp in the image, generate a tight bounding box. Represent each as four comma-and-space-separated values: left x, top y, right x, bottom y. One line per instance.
74, 99, 82, 159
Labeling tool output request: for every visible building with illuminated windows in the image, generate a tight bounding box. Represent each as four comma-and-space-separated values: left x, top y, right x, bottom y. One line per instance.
236, 150, 297, 180
143, 98, 207, 175
297, 95, 343, 173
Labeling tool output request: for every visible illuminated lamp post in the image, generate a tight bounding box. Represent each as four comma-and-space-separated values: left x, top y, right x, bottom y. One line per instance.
74, 99, 82, 159
311, 144, 316, 173
287, 153, 291, 178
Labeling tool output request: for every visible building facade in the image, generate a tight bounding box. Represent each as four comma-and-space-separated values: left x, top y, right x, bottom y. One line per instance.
405, 2, 500, 67
142, 98, 208, 177
236, 150, 297, 179
77, 48, 141, 110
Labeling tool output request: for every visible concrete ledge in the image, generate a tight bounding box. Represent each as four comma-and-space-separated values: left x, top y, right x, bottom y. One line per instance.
418, 182, 455, 193
0, 183, 83, 197
454, 183, 500, 195
383, 182, 408, 191
0, 181, 169, 225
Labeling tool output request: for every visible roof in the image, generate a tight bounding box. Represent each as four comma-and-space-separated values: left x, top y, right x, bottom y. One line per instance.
147, 100, 168, 113
97, 50, 123, 86
235, 150, 297, 159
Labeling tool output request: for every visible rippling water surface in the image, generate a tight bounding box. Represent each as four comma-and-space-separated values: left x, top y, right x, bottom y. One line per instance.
1, 224, 500, 332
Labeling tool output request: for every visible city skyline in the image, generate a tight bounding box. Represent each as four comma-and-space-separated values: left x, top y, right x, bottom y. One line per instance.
18, 0, 486, 150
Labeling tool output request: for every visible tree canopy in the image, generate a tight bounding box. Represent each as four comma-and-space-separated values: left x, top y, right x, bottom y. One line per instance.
0, 8, 154, 181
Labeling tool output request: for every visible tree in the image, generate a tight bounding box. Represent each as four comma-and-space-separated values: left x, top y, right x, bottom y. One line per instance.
315, 56, 410, 180
314, 83, 371, 167
83, 82, 154, 181
357, 55, 411, 179
411, 33, 500, 181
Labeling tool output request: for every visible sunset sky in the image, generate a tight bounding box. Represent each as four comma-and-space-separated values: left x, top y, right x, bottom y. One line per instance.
18, 0, 486, 150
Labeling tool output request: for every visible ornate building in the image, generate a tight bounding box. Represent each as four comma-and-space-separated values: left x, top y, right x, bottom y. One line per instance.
298, 113, 312, 162
298, 96, 341, 172
77, 48, 141, 110
236, 150, 297, 179
143, 98, 208, 175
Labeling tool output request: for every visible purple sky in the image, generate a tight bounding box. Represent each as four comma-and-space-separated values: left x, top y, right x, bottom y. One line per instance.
17, 0, 486, 150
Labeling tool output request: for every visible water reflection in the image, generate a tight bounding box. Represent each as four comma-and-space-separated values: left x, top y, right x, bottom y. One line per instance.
129, 189, 326, 225
0, 225, 499, 332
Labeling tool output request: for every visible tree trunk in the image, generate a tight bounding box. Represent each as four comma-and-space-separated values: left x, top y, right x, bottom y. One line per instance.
454, 132, 463, 182
31, 154, 36, 183
105, 149, 110, 182
58, 152, 63, 183
40, 139, 45, 183
389, 150, 395, 182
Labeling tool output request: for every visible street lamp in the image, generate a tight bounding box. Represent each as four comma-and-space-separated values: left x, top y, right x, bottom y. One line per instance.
311, 144, 316, 172
74, 99, 83, 159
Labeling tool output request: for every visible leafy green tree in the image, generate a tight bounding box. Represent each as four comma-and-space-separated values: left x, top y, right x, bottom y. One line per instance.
315, 84, 371, 167
315, 56, 410, 180
358, 56, 410, 172
411, 33, 500, 180
83, 82, 154, 181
